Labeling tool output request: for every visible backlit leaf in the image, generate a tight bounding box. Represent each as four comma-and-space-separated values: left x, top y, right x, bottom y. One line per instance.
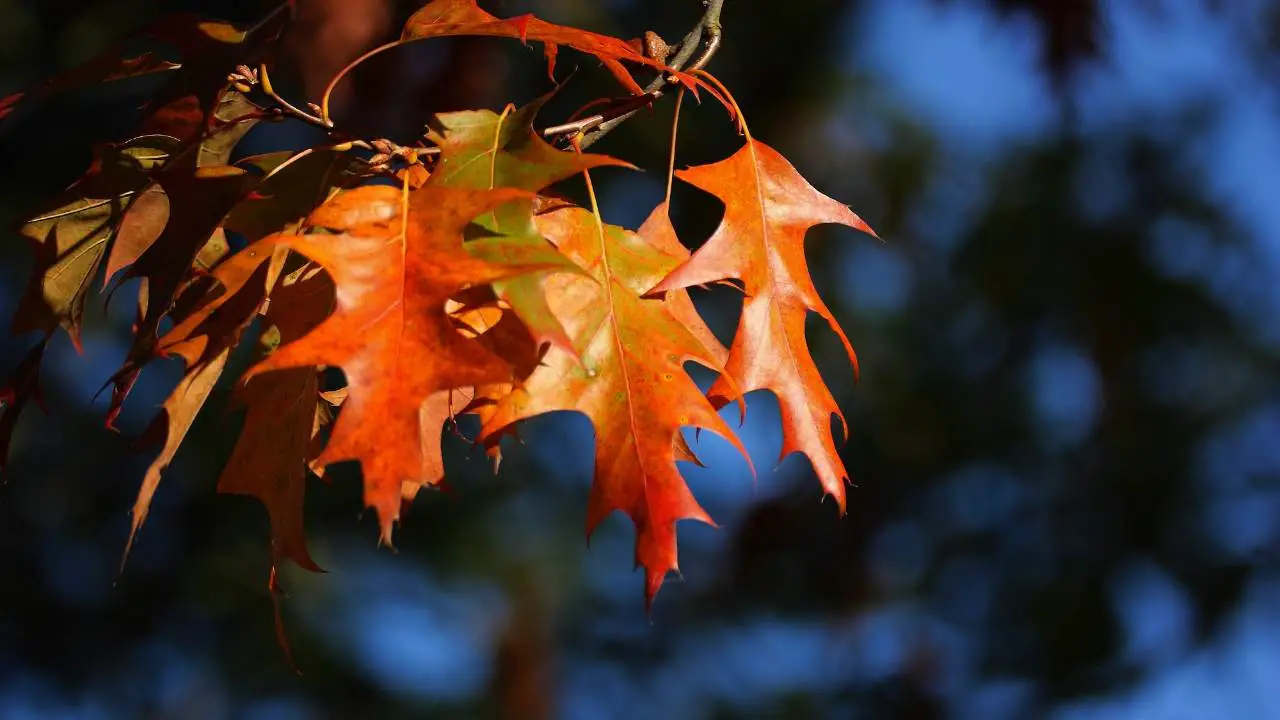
649, 139, 877, 510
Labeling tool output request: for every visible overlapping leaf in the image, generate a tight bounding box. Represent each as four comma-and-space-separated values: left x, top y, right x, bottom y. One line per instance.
0, 11, 263, 126
0, 135, 184, 459
137, 13, 283, 144
124, 347, 229, 564
239, 182, 568, 543
0, 51, 178, 125
104, 90, 266, 422
0, 3, 880, 618
12, 135, 183, 345
481, 203, 749, 605
649, 139, 876, 509
226, 149, 367, 242
155, 149, 368, 367
428, 98, 629, 355
218, 271, 335, 573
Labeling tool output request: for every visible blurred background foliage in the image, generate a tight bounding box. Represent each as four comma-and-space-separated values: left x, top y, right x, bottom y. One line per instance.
4, 0, 1280, 717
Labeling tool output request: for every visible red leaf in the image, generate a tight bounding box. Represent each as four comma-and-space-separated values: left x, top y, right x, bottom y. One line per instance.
240, 182, 565, 544
649, 140, 876, 510
402, 0, 700, 95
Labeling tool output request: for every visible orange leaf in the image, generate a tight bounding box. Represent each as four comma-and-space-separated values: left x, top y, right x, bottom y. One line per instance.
242, 182, 564, 544
401, 387, 473, 503
481, 203, 749, 607
649, 139, 877, 510
156, 241, 279, 368
402, 0, 699, 96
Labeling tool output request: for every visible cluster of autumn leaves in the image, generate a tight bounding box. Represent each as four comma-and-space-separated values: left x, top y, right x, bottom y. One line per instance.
0, 0, 874, 606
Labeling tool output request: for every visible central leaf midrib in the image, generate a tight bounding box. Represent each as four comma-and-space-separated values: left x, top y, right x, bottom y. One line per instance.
594, 221, 652, 514
744, 142, 807, 417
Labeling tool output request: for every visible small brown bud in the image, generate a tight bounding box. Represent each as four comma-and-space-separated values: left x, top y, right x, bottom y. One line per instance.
642, 31, 670, 64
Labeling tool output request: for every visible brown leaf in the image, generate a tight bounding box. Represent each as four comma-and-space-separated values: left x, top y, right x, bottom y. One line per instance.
218, 273, 336, 573
11, 135, 182, 346
225, 149, 366, 242
106, 163, 259, 427
103, 185, 170, 287
123, 349, 229, 568
155, 241, 279, 368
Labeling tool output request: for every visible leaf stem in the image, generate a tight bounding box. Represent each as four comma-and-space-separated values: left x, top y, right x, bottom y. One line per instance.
665, 89, 685, 206
258, 64, 331, 129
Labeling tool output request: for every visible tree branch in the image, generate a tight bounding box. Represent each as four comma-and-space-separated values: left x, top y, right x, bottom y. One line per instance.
247, 1, 725, 170
563, 0, 725, 150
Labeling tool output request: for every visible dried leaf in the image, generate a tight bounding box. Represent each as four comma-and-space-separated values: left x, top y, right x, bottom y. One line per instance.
218, 273, 336, 573
12, 135, 181, 346
123, 349, 229, 568
0, 50, 178, 125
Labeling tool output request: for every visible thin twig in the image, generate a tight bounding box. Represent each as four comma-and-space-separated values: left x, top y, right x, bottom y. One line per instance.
541, 91, 664, 138
247, 63, 441, 174
248, 1, 724, 167
258, 64, 332, 128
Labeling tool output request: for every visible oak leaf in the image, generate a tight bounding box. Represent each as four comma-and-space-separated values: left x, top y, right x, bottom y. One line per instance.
105, 162, 259, 426
225, 149, 366, 242
218, 271, 335, 573
125, 348, 229, 565
1, 135, 183, 452
0, 11, 255, 126
481, 203, 749, 605
402, 0, 698, 95
648, 140, 877, 510
12, 135, 182, 346
240, 182, 566, 543
103, 91, 266, 424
